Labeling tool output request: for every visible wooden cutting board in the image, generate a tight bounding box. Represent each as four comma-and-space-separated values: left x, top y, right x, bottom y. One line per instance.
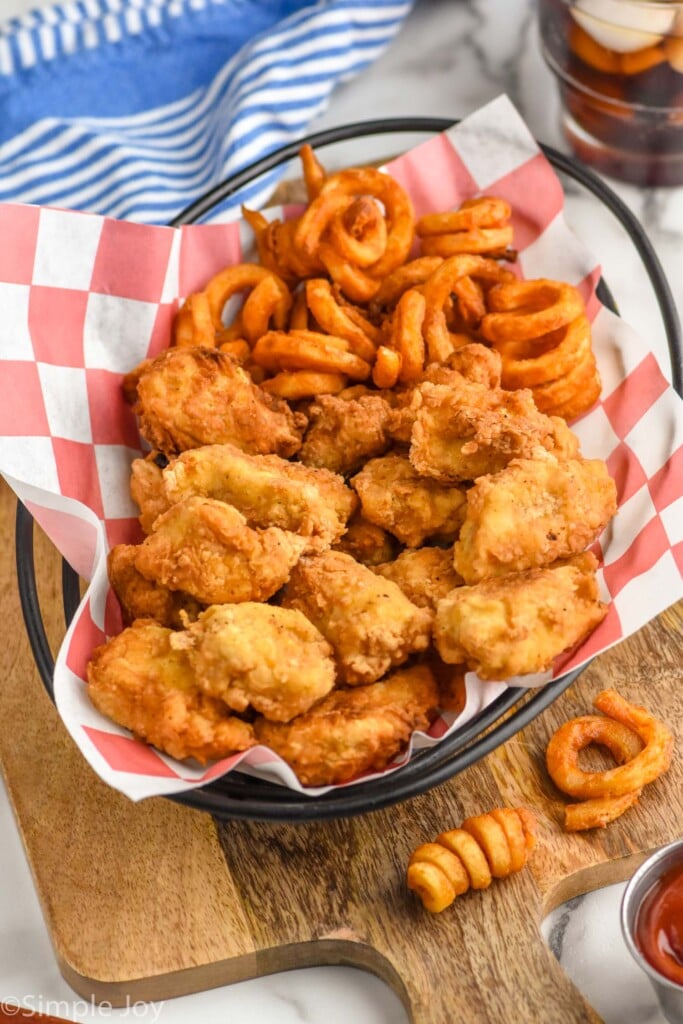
1, 477, 682, 1024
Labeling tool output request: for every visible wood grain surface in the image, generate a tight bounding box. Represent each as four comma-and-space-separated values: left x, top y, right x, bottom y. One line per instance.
1, 477, 681, 1023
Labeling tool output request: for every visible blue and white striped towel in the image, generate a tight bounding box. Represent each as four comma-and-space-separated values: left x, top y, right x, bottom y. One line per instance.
0, 0, 413, 223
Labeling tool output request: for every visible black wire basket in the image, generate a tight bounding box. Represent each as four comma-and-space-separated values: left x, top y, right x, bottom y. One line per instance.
15, 118, 683, 824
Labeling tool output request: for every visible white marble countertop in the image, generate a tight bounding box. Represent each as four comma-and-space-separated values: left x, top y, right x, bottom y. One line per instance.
1, 1, 681, 1022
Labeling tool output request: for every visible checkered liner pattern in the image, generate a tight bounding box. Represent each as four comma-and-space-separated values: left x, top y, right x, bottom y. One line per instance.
1, 96, 681, 801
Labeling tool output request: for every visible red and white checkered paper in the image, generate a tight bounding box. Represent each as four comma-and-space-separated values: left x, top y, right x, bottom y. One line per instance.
1, 95, 682, 802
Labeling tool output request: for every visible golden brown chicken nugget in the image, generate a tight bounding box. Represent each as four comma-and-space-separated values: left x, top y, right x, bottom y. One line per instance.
373, 546, 463, 611
254, 664, 439, 785
409, 379, 580, 483
298, 392, 396, 476
333, 513, 398, 566
161, 443, 356, 551
107, 544, 202, 628
87, 620, 254, 764
174, 603, 336, 722
131, 346, 306, 457
281, 550, 431, 685
134, 496, 307, 605
454, 454, 618, 583
351, 453, 467, 548
434, 554, 607, 680
129, 451, 172, 533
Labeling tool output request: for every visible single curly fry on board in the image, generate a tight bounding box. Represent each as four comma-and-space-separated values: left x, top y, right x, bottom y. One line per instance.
407, 807, 536, 913
546, 689, 674, 831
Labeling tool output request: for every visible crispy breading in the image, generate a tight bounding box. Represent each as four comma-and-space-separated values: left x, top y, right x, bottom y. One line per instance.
134, 496, 307, 605
373, 546, 463, 611
434, 553, 608, 680
87, 619, 255, 764
454, 453, 618, 583
408, 379, 581, 483
129, 451, 172, 534
172, 603, 336, 722
387, 348, 501, 445
254, 664, 439, 785
351, 453, 467, 548
297, 392, 396, 476
281, 550, 431, 685
107, 544, 202, 628
333, 513, 398, 566
439, 343, 502, 389
130, 346, 306, 457
160, 442, 356, 552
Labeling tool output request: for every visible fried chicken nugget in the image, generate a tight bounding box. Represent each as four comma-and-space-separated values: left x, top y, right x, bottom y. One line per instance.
387, 346, 502, 445
87, 620, 255, 763
173, 603, 336, 722
333, 513, 398, 566
134, 496, 307, 605
408, 379, 580, 483
454, 453, 618, 583
439, 343, 502, 389
129, 346, 306, 457
373, 546, 463, 611
351, 454, 467, 548
130, 451, 171, 533
254, 664, 439, 785
281, 550, 432, 685
160, 443, 356, 552
434, 553, 607, 680
298, 391, 396, 476
108, 544, 203, 628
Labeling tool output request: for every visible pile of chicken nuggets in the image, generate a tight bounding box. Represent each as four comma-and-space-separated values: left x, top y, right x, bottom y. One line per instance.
86, 147, 618, 787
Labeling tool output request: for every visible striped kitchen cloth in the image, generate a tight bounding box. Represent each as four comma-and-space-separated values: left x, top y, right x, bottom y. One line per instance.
0, 0, 413, 223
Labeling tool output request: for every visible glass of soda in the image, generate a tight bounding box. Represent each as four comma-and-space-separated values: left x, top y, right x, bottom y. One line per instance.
539, 0, 683, 185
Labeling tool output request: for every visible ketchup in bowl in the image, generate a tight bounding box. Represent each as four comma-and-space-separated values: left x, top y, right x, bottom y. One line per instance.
635, 860, 683, 986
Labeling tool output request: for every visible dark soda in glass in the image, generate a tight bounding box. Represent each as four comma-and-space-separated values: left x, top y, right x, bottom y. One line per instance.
539, 0, 683, 185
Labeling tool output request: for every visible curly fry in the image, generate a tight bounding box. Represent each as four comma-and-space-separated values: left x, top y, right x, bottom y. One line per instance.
497, 315, 593, 389
391, 288, 426, 384
295, 165, 414, 279
252, 329, 371, 380
305, 278, 377, 362
371, 256, 443, 311
289, 286, 310, 331
218, 339, 251, 362
372, 345, 401, 389
564, 791, 642, 832
418, 197, 514, 259
300, 143, 327, 199
421, 228, 514, 258
172, 291, 216, 348
480, 279, 585, 345
531, 346, 601, 422
546, 690, 673, 831
407, 807, 536, 912
203, 263, 276, 329
417, 197, 512, 234
327, 196, 388, 268
241, 273, 293, 344
261, 370, 348, 400
421, 255, 514, 363
318, 242, 381, 304
452, 275, 487, 328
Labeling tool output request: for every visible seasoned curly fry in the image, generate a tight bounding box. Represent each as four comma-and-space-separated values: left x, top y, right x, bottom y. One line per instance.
252, 329, 371, 380
547, 690, 673, 801
480, 279, 585, 345
407, 807, 536, 912
172, 291, 216, 348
